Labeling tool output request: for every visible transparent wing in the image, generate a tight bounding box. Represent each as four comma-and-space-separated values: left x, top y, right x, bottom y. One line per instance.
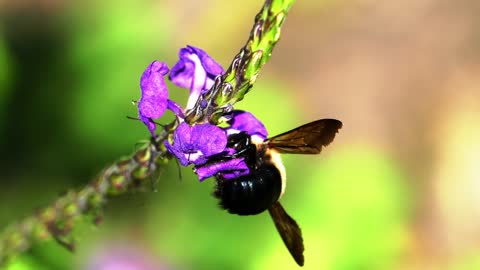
266, 119, 342, 154
268, 202, 304, 266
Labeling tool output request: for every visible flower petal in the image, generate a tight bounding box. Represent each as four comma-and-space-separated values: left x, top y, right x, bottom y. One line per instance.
139, 112, 157, 137
139, 61, 169, 118
189, 154, 208, 166
217, 160, 250, 180
138, 61, 169, 136
169, 56, 195, 90
227, 110, 268, 140
195, 158, 249, 181
192, 123, 227, 157
170, 46, 223, 110
173, 122, 193, 153
164, 140, 189, 166
87, 246, 165, 270
166, 99, 185, 119
187, 45, 223, 79
164, 122, 227, 167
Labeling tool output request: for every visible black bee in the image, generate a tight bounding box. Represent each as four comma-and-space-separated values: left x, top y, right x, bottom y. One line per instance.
212, 119, 342, 266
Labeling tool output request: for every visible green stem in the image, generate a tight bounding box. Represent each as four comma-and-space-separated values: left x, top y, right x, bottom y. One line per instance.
0, 0, 296, 266
0, 130, 171, 265
186, 0, 295, 124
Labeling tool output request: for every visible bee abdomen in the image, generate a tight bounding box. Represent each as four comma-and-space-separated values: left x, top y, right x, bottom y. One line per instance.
214, 164, 282, 215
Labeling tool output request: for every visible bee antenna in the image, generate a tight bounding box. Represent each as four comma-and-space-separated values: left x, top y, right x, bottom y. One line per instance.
126, 115, 166, 128
174, 158, 183, 182
126, 115, 140, 121
148, 162, 162, 193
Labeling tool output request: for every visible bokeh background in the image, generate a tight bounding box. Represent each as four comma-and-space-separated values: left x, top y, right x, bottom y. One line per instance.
1, 0, 480, 269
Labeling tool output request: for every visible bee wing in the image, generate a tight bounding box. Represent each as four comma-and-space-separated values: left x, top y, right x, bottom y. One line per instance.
268, 202, 304, 266
266, 119, 342, 154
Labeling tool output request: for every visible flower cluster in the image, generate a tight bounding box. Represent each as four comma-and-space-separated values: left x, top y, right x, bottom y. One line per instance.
137, 46, 267, 181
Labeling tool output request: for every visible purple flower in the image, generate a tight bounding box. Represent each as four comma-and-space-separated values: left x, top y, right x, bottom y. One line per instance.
191, 111, 269, 181
226, 110, 268, 141
195, 158, 250, 181
138, 61, 170, 137
87, 245, 168, 270
170, 46, 223, 110
135, 49, 270, 183
137, 47, 224, 137
166, 99, 185, 119
164, 122, 227, 166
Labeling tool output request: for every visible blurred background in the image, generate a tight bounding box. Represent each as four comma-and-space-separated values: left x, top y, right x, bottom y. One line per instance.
1, 0, 480, 269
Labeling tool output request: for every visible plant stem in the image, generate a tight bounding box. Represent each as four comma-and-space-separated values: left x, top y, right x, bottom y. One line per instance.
186, 0, 295, 124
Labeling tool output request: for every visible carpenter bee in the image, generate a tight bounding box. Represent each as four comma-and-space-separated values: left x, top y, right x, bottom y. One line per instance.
212, 119, 342, 266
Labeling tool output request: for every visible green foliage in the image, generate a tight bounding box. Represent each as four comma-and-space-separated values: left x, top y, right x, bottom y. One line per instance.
0, 32, 12, 143
450, 255, 480, 270
67, 0, 173, 153
6, 257, 49, 270
0, 33, 9, 95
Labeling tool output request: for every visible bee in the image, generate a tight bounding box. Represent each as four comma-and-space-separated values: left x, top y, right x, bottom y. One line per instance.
212, 119, 342, 266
